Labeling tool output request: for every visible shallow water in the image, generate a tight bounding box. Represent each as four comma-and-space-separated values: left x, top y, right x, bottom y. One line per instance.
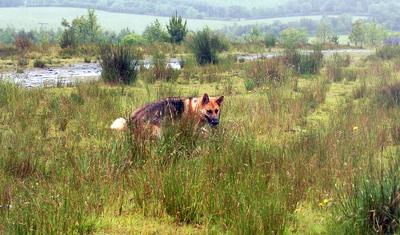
236, 49, 373, 62
0, 63, 101, 88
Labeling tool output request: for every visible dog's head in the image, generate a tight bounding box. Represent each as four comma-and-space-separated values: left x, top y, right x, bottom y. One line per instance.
199, 93, 224, 127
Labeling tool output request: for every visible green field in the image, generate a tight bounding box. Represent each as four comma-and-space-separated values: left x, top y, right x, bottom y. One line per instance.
0, 7, 359, 33
200, 0, 289, 7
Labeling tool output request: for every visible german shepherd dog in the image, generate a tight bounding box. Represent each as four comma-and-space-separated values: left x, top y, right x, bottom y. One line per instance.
110, 93, 224, 138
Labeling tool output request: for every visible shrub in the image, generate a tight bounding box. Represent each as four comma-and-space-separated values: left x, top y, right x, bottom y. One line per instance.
264, 33, 276, 50
98, 44, 140, 84
143, 19, 169, 43
280, 28, 309, 49
121, 33, 146, 46
246, 58, 288, 87
59, 27, 76, 49
189, 28, 229, 65
33, 59, 46, 68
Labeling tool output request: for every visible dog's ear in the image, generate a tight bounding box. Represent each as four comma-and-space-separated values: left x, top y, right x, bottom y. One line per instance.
216, 96, 224, 105
202, 93, 210, 105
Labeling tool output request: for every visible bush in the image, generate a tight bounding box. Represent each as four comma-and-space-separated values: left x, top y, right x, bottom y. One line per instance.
264, 33, 276, 49
285, 47, 323, 74
189, 28, 229, 65
60, 28, 76, 49
33, 59, 46, 68
98, 44, 140, 84
246, 58, 288, 87
121, 33, 146, 46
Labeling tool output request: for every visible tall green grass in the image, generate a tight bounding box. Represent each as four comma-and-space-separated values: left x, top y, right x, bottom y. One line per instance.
1, 53, 400, 234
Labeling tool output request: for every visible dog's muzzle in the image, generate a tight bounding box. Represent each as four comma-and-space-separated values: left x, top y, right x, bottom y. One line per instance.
206, 116, 219, 127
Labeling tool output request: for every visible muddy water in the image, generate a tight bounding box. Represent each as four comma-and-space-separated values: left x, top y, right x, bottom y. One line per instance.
0, 63, 101, 88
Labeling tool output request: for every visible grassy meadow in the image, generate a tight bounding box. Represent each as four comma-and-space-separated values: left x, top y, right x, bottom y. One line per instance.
0, 7, 363, 33
1, 42, 400, 234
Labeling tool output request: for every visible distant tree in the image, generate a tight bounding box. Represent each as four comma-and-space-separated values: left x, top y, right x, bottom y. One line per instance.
349, 20, 366, 48
143, 19, 169, 43
117, 28, 134, 42
316, 21, 333, 44
364, 21, 388, 47
72, 9, 102, 44
60, 19, 76, 49
280, 28, 309, 49
189, 27, 229, 65
264, 33, 276, 51
245, 27, 262, 43
330, 35, 340, 46
167, 12, 188, 44
60, 9, 102, 47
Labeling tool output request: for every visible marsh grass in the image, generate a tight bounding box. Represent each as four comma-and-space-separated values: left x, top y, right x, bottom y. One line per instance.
1, 54, 400, 234
246, 58, 289, 87
339, 155, 400, 234
376, 81, 400, 107
98, 44, 140, 84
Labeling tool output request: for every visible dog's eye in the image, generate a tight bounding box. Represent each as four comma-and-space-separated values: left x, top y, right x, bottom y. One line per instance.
215, 109, 219, 114
207, 110, 212, 114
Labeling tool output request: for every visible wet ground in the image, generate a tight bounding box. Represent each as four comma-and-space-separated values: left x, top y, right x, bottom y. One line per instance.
0, 49, 373, 88
236, 49, 373, 62
0, 63, 101, 88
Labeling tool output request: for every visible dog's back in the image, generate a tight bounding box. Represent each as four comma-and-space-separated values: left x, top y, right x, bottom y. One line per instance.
110, 97, 186, 132
130, 97, 185, 125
